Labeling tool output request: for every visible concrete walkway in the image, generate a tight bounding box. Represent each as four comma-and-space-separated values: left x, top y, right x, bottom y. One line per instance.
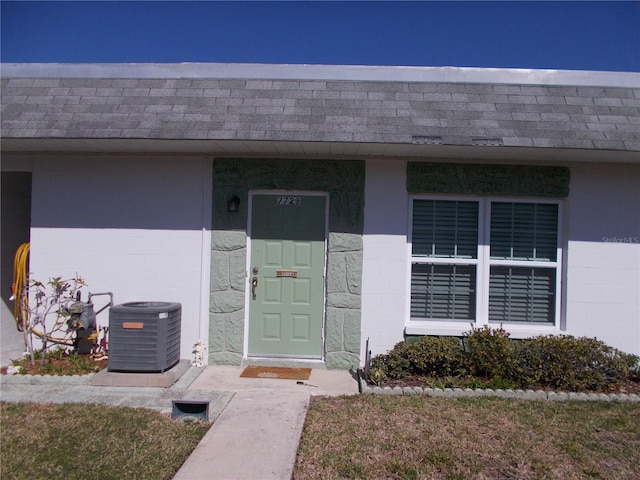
174, 367, 358, 480
0, 365, 359, 480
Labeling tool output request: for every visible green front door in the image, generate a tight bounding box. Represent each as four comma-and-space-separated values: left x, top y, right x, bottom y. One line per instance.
248, 194, 327, 358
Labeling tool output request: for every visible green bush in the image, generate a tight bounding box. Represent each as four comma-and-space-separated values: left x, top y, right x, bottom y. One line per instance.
513, 335, 637, 391
406, 336, 465, 377
369, 336, 464, 385
626, 354, 640, 381
368, 329, 639, 392
463, 325, 515, 379
370, 341, 411, 382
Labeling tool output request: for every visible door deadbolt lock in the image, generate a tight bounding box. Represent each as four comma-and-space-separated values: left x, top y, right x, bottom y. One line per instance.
252, 267, 259, 275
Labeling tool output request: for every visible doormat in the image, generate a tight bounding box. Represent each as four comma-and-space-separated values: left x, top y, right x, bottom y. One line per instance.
240, 365, 312, 381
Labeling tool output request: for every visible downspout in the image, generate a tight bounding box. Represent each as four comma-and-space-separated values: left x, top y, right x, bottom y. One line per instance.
198, 157, 213, 361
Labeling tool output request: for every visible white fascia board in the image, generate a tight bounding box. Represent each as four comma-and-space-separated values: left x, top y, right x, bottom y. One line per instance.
1, 62, 639, 88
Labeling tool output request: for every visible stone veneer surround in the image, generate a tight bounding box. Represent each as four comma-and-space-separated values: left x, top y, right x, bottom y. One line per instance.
209, 158, 365, 369
407, 162, 570, 197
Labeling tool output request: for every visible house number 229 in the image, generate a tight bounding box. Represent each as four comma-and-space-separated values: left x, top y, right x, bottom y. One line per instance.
277, 196, 301, 205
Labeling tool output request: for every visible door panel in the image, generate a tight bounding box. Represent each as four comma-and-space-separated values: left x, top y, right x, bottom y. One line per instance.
248, 194, 326, 357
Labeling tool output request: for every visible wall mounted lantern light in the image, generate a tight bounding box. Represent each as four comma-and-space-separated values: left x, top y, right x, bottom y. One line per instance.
227, 196, 241, 213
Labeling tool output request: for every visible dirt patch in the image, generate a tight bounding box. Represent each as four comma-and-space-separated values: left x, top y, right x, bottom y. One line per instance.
3, 353, 108, 376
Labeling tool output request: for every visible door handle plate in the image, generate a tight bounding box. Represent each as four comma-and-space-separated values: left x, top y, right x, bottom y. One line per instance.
251, 277, 258, 300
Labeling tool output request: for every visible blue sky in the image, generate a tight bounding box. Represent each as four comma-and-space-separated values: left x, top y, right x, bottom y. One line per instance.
1, 1, 639, 72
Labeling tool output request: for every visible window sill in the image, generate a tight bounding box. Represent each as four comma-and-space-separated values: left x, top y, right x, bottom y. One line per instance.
405, 322, 561, 339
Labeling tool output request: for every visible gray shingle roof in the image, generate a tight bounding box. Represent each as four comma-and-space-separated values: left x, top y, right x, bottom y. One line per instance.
2, 64, 639, 152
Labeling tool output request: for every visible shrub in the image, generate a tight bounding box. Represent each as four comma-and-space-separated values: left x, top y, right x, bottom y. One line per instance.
513, 335, 636, 391
625, 353, 640, 381
463, 325, 515, 379
407, 336, 465, 377
370, 341, 412, 382
366, 365, 388, 386
368, 329, 638, 393
368, 336, 464, 384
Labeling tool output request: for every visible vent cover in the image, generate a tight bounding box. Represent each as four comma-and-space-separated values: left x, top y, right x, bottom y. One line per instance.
412, 135, 443, 145
108, 302, 181, 373
471, 137, 504, 146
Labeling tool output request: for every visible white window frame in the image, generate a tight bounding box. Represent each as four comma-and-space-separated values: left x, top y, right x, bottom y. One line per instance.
406, 195, 563, 339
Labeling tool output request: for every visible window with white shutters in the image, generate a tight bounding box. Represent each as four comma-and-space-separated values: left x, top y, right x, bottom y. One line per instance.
410, 199, 479, 321
409, 198, 561, 327
488, 202, 559, 324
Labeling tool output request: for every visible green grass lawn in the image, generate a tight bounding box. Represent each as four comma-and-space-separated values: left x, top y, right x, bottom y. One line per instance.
294, 395, 640, 480
1, 402, 210, 480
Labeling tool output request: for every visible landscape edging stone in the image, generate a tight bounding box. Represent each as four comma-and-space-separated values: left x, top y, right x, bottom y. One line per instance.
0, 373, 93, 385
357, 372, 640, 402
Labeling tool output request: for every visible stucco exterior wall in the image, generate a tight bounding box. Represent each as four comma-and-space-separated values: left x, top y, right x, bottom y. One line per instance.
564, 163, 640, 355
361, 159, 409, 358
361, 160, 640, 359
26, 155, 212, 359
5, 152, 638, 368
